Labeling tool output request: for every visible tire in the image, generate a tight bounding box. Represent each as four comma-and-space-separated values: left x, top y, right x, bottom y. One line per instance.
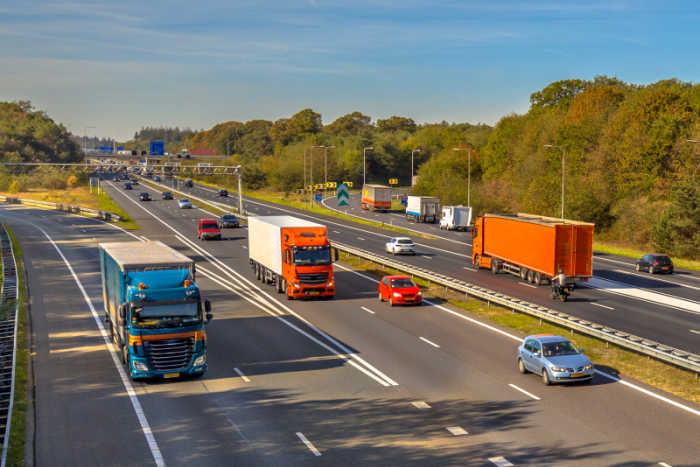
635, 263, 640, 272
527, 269, 535, 283
389, 297, 394, 307
518, 358, 528, 374
520, 268, 528, 281
491, 260, 499, 275
379, 292, 384, 302
534, 272, 542, 286
649, 266, 655, 274
281, 279, 287, 294
473, 254, 480, 269
276, 276, 283, 293
560, 294, 567, 302
121, 344, 128, 365
255, 264, 261, 280
542, 368, 551, 385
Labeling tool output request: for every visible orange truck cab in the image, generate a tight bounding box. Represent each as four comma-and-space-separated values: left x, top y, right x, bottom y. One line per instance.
248, 216, 337, 299
471, 213, 594, 285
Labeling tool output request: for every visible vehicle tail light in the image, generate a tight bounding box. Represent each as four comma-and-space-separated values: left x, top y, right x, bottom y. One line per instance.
653, 261, 658, 266
184, 279, 191, 287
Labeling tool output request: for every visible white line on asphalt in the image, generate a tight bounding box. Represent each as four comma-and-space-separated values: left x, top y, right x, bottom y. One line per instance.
234, 367, 250, 382
139, 235, 149, 242
113, 185, 399, 387
658, 462, 672, 467
38, 226, 165, 467
411, 401, 431, 409
198, 207, 219, 217
592, 302, 615, 310
489, 456, 514, 466
419, 336, 440, 348
508, 383, 541, 401
241, 245, 248, 249
518, 282, 537, 289
612, 269, 700, 291
296, 432, 321, 456
446, 426, 468, 436
690, 329, 700, 335
594, 256, 634, 267
357, 237, 365, 241
423, 256, 432, 260
361, 306, 375, 315
333, 230, 341, 234
463, 266, 475, 271
583, 277, 700, 315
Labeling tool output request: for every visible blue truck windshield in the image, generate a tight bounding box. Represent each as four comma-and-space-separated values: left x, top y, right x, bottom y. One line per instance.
132, 302, 201, 328
293, 246, 331, 265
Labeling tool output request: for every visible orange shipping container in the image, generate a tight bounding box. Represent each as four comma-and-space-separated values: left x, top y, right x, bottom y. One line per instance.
471, 213, 594, 282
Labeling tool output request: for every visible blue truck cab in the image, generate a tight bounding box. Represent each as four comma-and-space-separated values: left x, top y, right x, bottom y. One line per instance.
99, 241, 212, 379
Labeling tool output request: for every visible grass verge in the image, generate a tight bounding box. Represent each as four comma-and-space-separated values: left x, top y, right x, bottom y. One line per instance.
339, 251, 700, 405
594, 241, 700, 272
4, 225, 29, 466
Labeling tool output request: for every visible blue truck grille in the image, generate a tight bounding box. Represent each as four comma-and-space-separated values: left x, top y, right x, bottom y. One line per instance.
297, 272, 328, 285
145, 338, 193, 372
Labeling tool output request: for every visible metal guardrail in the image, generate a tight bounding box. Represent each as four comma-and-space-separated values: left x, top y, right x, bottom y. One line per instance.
136, 177, 700, 375
0, 224, 20, 466
333, 241, 700, 376
0, 195, 123, 222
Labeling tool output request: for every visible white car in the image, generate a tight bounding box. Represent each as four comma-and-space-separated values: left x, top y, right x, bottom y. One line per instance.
385, 237, 416, 255
178, 198, 193, 209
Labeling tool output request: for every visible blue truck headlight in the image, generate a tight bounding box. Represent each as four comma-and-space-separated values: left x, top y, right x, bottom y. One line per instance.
194, 355, 206, 366
133, 360, 149, 371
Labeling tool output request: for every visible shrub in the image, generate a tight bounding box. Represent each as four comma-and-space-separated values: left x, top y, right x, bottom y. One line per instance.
66, 175, 79, 188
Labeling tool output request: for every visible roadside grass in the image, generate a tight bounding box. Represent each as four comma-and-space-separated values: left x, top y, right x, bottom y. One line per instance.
339, 251, 700, 405
4, 225, 28, 466
0, 186, 138, 231
594, 241, 700, 272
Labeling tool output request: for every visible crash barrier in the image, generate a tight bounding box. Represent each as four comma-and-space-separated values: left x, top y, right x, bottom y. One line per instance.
332, 241, 700, 376
136, 177, 700, 376
0, 224, 20, 466
0, 195, 122, 222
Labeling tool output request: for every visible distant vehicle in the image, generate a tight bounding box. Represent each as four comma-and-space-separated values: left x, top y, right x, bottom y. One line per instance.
385, 237, 416, 255
517, 334, 594, 385
184, 179, 194, 188
161, 191, 173, 200
406, 195, 440, 223
361, 184, 392, 211
139, 192, 151, 201
218, 214, 240, 229
378, 275, 422, 306
440, 205, 472, 231
218, 189, 228, 197
635, 254, 674, 274
153, 175, 161, 182
130, 179, 139, 185
178, 198, 193, 209
197, 219, 221, 240
471, 213, 594, 288
123, 182, 132, 190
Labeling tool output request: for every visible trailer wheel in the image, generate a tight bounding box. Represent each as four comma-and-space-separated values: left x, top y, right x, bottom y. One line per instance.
255, 263, 260, 280
472, 255, 480, 269
527, 269, 535, 283
520, 268, 528, 281
276, 276, 283, 293
534, 272, 542, 286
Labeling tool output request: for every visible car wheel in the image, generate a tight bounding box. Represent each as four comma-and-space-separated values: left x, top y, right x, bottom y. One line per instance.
648, 265, 654, 274
473, 254, 480, 269
389, 297, 394, 307
542, 368, 551, 385
379, 292, 383, 302
518, 358, 528, 374
635, 263, 640, 272
121, 344, 128, 365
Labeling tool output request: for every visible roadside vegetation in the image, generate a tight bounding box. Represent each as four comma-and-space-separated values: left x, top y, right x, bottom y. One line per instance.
339, 252, 700, 405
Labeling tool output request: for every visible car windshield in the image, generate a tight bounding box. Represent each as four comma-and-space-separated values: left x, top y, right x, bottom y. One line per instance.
542, 341, 579, 357
163, 192, 171, 196
180, 199, 190, 203
140, 193, 148, 196
397, 239, 413, 245
653, 255, 671, 265
391, 278, 415, 288
293, 245, 331, 265
201, 222, 218, 230
132, 302, 201, 328
222, 215, 237, 221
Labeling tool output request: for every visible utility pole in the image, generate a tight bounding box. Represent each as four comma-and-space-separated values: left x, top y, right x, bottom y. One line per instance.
411, 148, 421, 186
544, 144, 566, 220
363, 146, 374, 186
314, 145, 335, 195
236, 166, 244, 215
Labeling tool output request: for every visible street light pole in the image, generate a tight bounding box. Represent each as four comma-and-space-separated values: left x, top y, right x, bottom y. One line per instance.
313, 145, 336, 188
544, 144, 566, 220
411, 149, 421, 186
84, 126, 95, 154
363, 146, 374, 186
452, 147, 471, 206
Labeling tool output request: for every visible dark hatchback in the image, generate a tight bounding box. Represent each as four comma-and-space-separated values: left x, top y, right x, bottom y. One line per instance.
218, 189, 229, 197
162, 191, 173, 200
218, 214, 240, 228
635, 254, 674, 274
139, 192, 151, 201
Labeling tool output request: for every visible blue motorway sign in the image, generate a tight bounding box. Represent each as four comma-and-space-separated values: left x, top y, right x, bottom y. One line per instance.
149, 141, 165, 156
315, 193, 322, 202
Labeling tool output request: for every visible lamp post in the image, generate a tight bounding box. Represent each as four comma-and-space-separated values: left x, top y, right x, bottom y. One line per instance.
83, 126, 95, 154
363, 146, 374, 186
452, 147, 471, 206
411, 148, 421, 186
544, 144, 566, 220
313, 145, 336, 188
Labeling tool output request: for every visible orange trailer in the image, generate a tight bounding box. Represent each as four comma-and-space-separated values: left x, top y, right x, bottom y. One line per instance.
471, 213, 594, 285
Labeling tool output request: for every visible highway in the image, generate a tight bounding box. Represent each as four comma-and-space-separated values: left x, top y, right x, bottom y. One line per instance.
3, 182, 698, 465
148, 177, 700, 355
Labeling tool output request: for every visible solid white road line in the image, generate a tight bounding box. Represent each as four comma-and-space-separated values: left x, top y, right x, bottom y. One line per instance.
613, 269, 700, 291
361, 306, 376, 315
690, 329, 700, 335
296, 432, 321, 456
584, 277, 700, 315
489, 456, 514, 466
234, 367, 250, 383
658, 462, 672, 467
518, 282, 538, 289
357, 237, 365, 241
411, 401, 431, 409
39, 226, 165, 467
446, 426, 468, 436
419, 337, 440, 348
333, 230, 341, 234
592, 302, 615, 310
508, 383, 541, 401
463, 266, 476, 271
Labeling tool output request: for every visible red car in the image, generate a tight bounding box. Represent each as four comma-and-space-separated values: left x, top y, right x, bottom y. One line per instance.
197, 219, 221, 240
378, 275, 422, 306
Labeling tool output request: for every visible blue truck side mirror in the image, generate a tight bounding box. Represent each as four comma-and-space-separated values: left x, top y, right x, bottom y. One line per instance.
119, 305, 126, 320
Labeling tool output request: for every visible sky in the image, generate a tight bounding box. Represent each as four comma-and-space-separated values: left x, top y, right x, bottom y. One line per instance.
2, 0, 700, 141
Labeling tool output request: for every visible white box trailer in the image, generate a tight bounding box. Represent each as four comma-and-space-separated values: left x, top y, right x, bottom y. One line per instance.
406, 196, 440, 223
440, 205, 472, 231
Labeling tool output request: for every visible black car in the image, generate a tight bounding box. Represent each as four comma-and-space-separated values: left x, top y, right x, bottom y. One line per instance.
130, 179, 139, 185
219, 214, 240, 228
139, 192, 151, 201
123, 182, 132, 190
162, 191, 173, 200
218, 189, 229, 197
184, 179, 194, 188
635, 254, 674, 274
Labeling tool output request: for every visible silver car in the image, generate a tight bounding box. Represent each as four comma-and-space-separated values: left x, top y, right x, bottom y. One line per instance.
385, 237, 416, 255
517, 334, 594, 385
178, 198, 193, 209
